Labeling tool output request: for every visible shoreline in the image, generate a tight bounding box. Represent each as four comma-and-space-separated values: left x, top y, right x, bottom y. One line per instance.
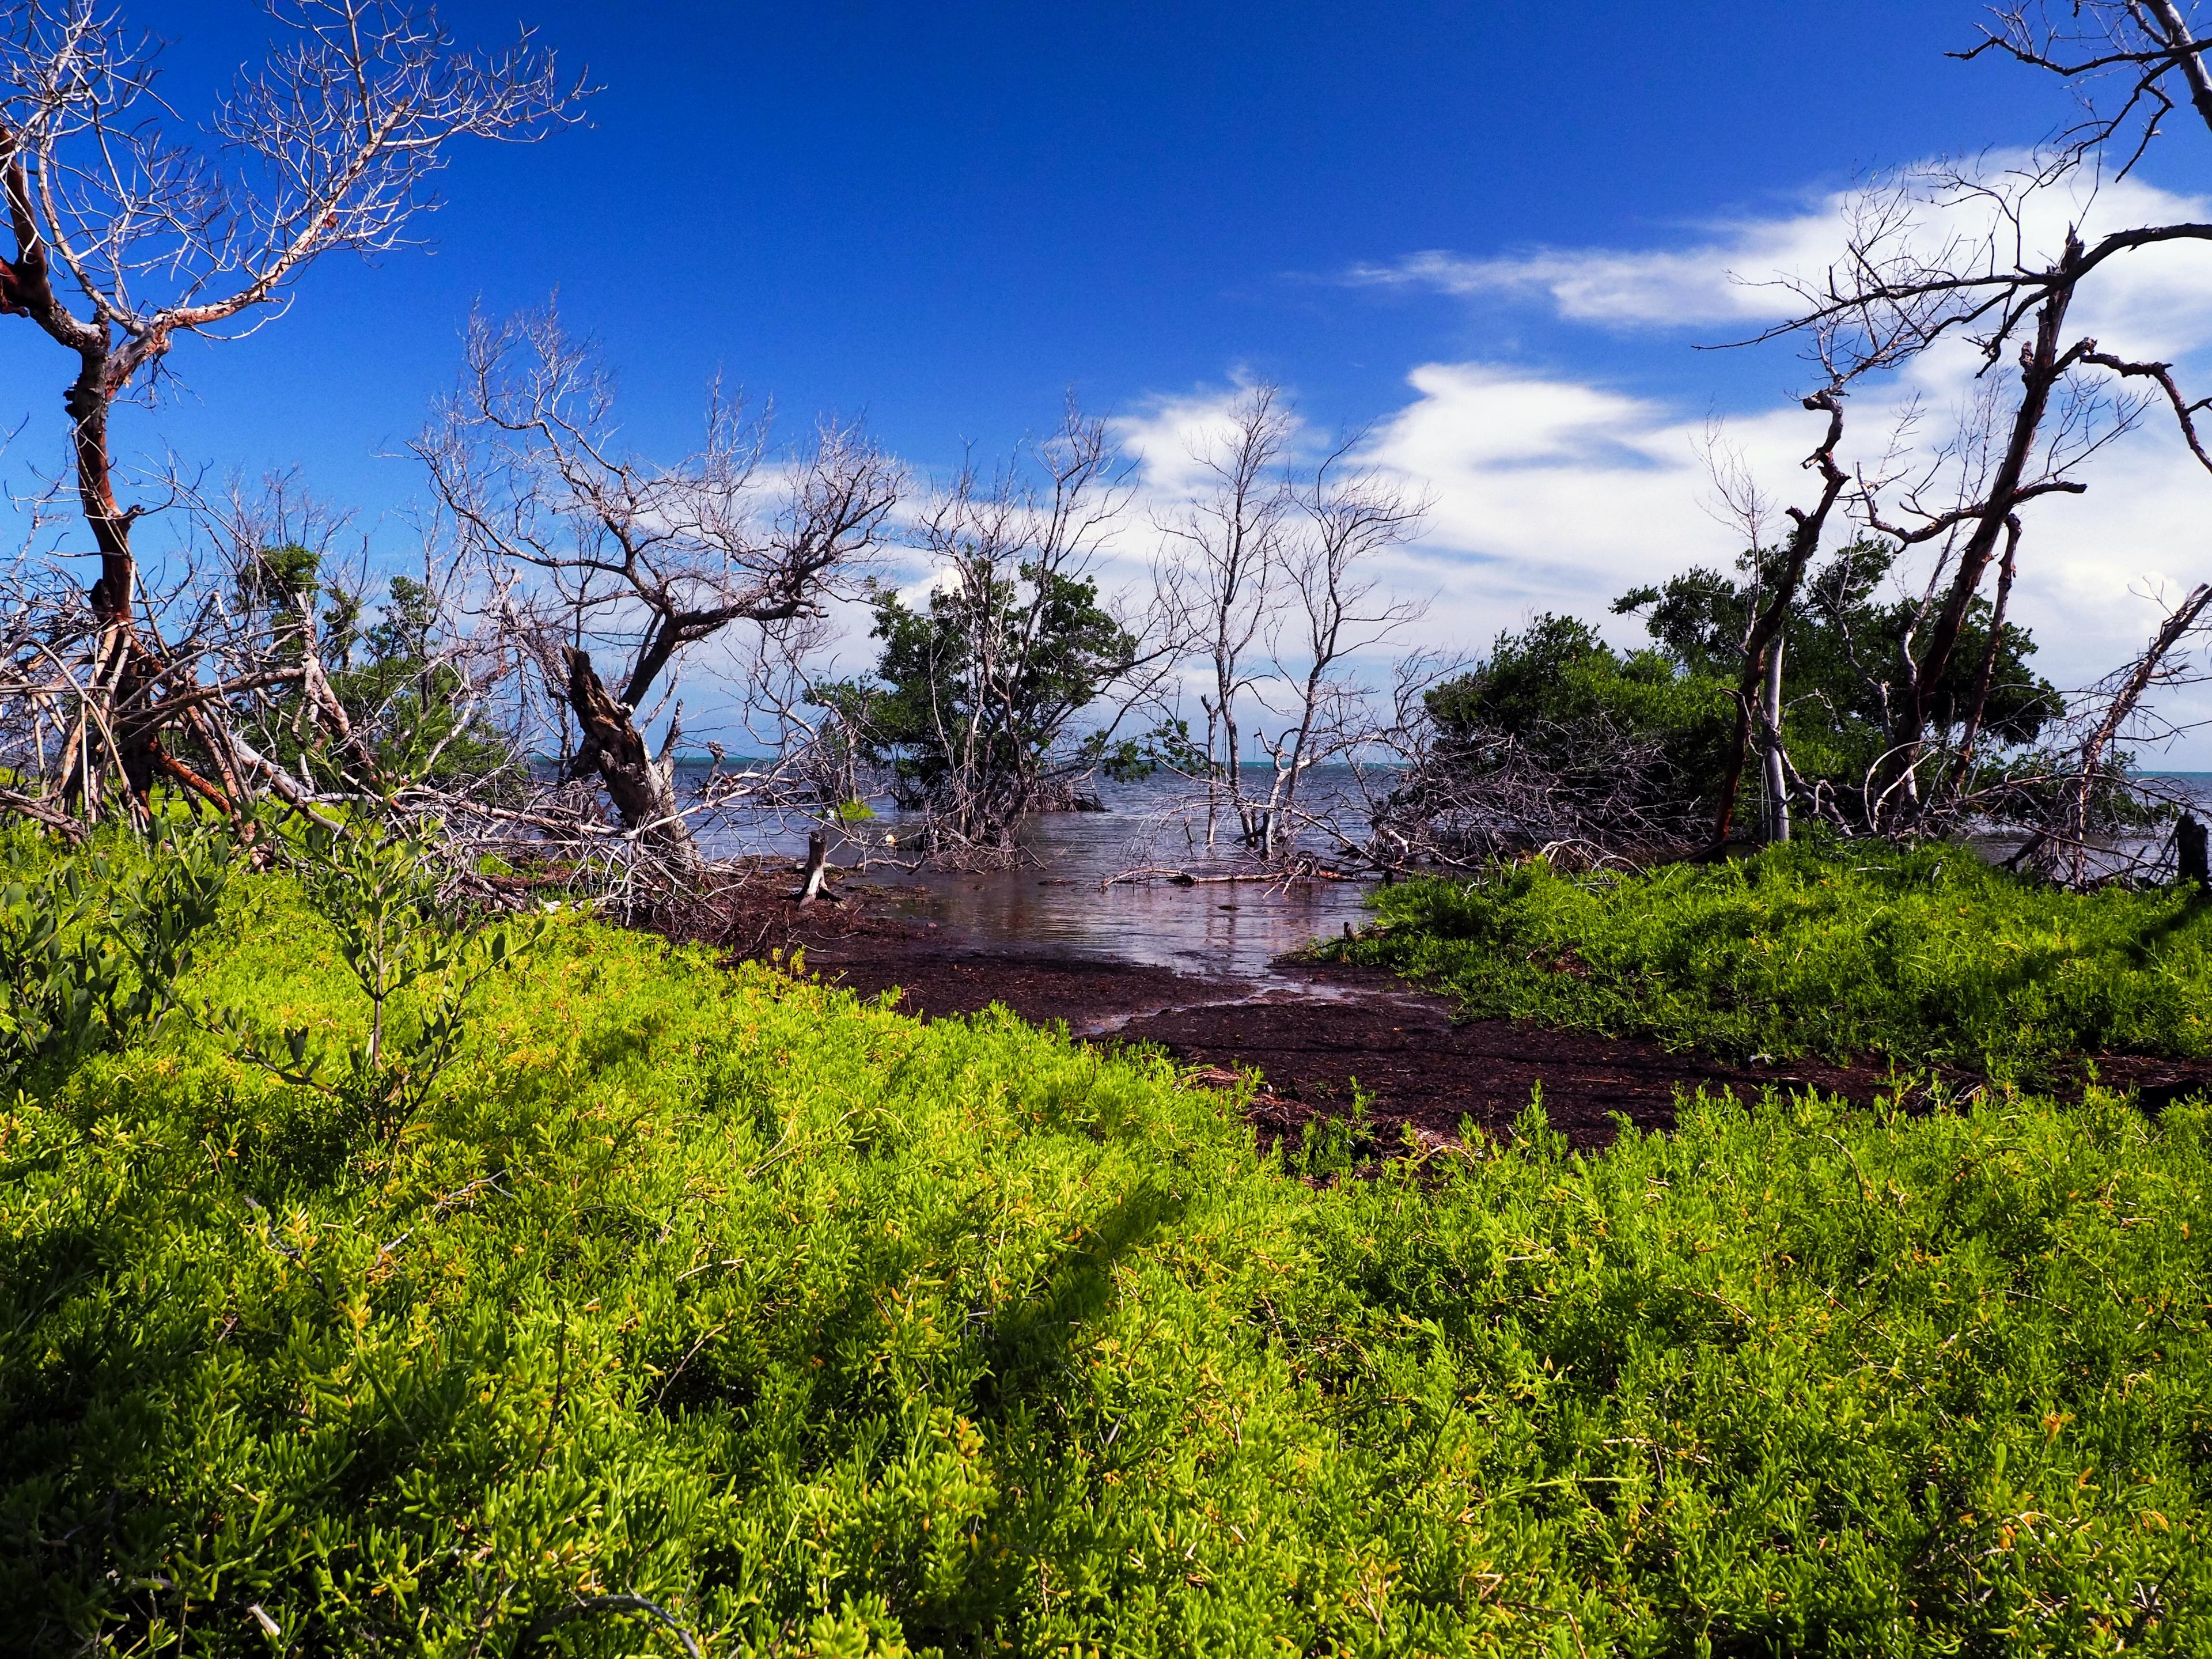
671, 876, 1907, 1148
664, 866, 2212, 1146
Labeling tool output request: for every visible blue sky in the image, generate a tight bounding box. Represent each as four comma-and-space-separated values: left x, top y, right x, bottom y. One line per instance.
13, 1, 2212, 749
14, 1, 2035, 484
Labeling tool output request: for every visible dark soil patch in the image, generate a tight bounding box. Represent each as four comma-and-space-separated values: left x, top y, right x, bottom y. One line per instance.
668, 880, 1883, 1149
1107, 964, 1889, 1150
2063, 1053, 2212, 1115
661, 876, 2212, 1152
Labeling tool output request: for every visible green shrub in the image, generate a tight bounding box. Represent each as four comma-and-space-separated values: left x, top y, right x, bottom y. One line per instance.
1346, 839, 2212, 1081
0, 822, 232, 1090
3, 847, 2211, 1653
1421, 613, 1734, 827
202, 820, 537, 1140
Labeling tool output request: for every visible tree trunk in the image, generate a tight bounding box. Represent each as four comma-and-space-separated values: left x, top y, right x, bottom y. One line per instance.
796, 829, 840, 904
61, 346, 175, 817
1888, 247, 2082, 792
562, 646, 699, 871
1946, 517, 2022, 796
1710, 391, 1847, 848
1761, 633, 1790, 844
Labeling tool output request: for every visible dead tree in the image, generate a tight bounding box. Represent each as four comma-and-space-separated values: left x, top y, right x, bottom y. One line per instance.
2017, 581, 2212, 885
1964, 3, 2212, 173
1700, 389, 1853, 847
1753, 190, 2137, 812
1151, 383, 1433, 865
0, 0, 584, 829
416, 305, 902, 871
1154, 382, 1294, 850
1252, 431, 1428, 857
1743, 10, 2212, 810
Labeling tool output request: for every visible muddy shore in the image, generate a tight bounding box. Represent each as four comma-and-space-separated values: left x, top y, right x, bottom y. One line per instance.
676, 876, 1909, 1150
672, 873, 2212, 1146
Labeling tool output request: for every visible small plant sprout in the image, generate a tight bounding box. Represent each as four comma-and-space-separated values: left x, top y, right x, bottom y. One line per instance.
204, 820, 543, 1137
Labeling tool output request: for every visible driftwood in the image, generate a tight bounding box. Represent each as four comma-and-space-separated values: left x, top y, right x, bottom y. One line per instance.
1100, 863, 1357, 891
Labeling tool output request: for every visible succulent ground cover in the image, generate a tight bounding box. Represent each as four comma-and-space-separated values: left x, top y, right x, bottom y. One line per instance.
3, 836, 2210, 1654
1342, 838, 2212, 1085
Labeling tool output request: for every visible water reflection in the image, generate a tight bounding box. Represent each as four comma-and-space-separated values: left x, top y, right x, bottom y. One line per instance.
869, 861, 1373, 981
694, 768, 1377, 980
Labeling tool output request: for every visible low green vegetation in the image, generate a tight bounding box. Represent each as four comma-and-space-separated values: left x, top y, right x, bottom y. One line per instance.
1342, 839, 2212, 1082
3, 833, 2212, 1654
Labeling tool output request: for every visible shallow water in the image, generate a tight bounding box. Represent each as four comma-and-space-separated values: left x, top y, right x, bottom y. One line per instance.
866, 854, 1373, 982
697, 769, 1378, 980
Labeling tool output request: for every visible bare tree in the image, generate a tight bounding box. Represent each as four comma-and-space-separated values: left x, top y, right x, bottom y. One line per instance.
0, 0, 585, 827
1150, 381, 1431, 865
1154, 382, 1294, 849
2008, 580, 2212, 884
0, 462, 497, 843
1752, 179, 2152, 809
1702, 387, 1852, 847
416, 305, 902, 870
1965, 3, 2212, 179
1249, 433, 1428, 855
1740, 6, 2212, 809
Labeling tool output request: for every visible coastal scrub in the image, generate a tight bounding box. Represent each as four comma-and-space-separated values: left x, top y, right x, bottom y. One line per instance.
1342, 838, 2212, 1082
2, 847, 2210, 1653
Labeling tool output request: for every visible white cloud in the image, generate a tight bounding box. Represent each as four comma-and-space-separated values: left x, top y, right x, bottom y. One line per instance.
838, 157, 2212, 762
1354, 363, 1774, 642
1313, 157, 2212, 757
1344, 162, 2212, 355
1101, 361, 2212, 744
1108, 376, 1307, 502
1344, 231, 1825, 329
1339, 358, 2212, 755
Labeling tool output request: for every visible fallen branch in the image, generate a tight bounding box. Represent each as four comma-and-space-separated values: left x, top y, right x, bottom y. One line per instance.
1100, 863, 1358, 889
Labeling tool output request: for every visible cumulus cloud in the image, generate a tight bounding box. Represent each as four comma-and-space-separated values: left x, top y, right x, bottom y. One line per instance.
1310, 157, 2212, 755
1100, 368, 1710, 675
1341, 358, 2212, 700
1350, 365, 1793, 647
1102, 367, 2212, 762
838, 158, 2212, 759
